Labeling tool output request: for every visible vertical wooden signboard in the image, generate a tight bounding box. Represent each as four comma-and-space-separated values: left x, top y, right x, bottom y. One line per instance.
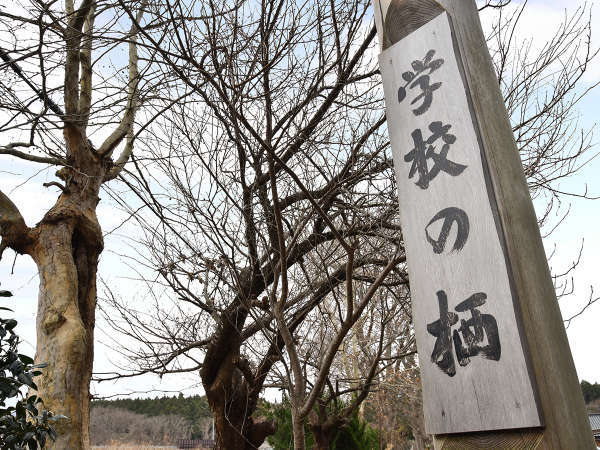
373, 0, 595, 448
379, 9, 541, 434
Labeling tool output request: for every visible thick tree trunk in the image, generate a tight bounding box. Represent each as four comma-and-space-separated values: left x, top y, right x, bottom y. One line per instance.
2, 1, 137, 439
32, 218, 101, 449
28, 132, 105, 449
31, 207, 102, 449
202, 349, 275, 450
205, 379, 275, 450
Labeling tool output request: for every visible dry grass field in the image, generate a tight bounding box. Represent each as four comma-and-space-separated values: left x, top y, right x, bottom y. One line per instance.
92, 445, 177, 450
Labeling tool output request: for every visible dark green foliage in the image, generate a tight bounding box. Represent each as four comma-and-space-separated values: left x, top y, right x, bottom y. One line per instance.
0, 291, 58, 449
330, 411, 379, 450
92, 393, 211, 438
581, 380, 600, 404
264, 400, 379, 450
264, 400, 314, 450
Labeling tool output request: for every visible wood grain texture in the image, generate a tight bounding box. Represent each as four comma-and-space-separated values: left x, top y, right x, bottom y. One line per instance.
436, 429, 543, 449
431, 0, 596, 448
382, 0, 444, 49
373, 0, 444, 50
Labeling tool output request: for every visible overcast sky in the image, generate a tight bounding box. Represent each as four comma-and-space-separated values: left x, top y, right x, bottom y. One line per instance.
0, 0, 598, 401
487, 0, 600, 385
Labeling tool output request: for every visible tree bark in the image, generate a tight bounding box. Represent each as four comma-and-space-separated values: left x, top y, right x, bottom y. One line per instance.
202, 347, 276, 450
292, 411, 306, 450
205, 373, 276, 449
32, 223, 100, 449
309, 409, 348, 450
28, 133, 105, 449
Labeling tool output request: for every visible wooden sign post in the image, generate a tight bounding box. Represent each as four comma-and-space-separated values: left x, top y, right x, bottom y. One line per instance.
373, 0, 595, 448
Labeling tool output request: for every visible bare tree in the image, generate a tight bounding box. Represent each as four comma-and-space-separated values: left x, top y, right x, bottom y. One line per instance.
483, 0, 600, 325
366, 355, 431, 450
485, 1, 599, 229
96, 0, 598, 449
96, 1, 403, 448
0, 0, 180, 447
298, 286, 415, 450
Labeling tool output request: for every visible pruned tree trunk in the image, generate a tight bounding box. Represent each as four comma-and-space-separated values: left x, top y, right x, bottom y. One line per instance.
201, 314, 276, 450
203, 363, 276, 449
33, 224, 99, 449
31, 136, 105, 448
204, 359, 249, 449
1, 129, 113, 449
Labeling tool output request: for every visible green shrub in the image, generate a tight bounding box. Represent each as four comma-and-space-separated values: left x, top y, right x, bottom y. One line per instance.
0, 289, 59, 449
331, 410, 379, 450
265, 399, 379, 449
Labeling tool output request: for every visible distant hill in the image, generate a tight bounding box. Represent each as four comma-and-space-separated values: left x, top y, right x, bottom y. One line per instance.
92, 393, 212, 440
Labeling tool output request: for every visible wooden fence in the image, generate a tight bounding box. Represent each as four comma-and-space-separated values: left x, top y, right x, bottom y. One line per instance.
176, 439, 215, 449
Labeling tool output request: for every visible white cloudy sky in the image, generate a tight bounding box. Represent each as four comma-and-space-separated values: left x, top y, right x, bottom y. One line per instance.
0, 0, 599, 401
483, 0, 600, 385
